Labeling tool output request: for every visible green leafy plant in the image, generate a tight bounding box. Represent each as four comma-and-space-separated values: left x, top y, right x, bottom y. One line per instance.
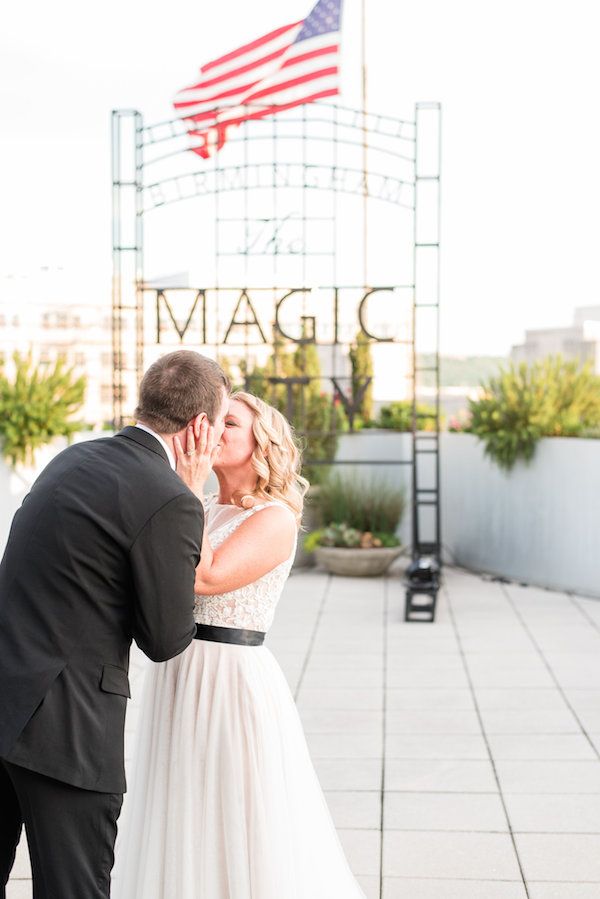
313, 470, 406, 535
303, 528, 326, 552
377, 400, 442, 431
303, 523, 400, 551
468, 355, 600, 470
0, 351, 86, 467
348, 330, 374, 427
321, 522, 363, 547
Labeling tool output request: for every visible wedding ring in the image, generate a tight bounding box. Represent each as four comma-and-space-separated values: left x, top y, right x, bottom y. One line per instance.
186, 450, 196, 456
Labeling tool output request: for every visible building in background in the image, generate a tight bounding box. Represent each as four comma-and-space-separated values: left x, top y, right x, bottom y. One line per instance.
0, 266, 117, 427
511, 305, 600, 373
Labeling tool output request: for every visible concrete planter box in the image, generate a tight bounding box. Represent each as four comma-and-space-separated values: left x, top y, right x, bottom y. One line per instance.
441, 432, 600, 598
330, 429, 600, 597
314, 545, 403, 577
2, 428, 598, 597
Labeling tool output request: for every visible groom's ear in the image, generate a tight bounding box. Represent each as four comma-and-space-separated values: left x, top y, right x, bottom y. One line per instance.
191, 412, 208, 439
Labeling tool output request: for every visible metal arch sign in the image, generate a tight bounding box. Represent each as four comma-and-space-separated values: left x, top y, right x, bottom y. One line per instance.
111, 100, 441, 437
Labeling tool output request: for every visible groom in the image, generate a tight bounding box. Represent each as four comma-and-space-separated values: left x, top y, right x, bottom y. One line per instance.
0, 350, 229, 898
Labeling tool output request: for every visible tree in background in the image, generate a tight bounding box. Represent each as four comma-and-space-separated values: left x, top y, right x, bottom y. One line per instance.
0, 351, 86, 467
240, 329, 346, 484
216, 353, 235, 386
348, 329, 374, 428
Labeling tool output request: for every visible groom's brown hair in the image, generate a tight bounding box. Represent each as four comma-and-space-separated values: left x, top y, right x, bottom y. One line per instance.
134, 350, 230, 434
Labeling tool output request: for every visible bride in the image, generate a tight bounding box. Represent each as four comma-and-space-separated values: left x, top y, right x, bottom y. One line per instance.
111, 391, 367, 898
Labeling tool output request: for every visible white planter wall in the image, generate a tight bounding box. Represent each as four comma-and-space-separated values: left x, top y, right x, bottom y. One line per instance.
333, 430, 600, 598
334, 430, 413, 550
441, 433, 600, 599
1, 429, 598, 598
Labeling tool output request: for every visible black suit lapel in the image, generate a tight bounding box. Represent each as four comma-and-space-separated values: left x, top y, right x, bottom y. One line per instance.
115, 426, 171, 467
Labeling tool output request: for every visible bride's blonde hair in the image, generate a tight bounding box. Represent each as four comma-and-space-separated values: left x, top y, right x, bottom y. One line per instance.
229, 391, 309, 525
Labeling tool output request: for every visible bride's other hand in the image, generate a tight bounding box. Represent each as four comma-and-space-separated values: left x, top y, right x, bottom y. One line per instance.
174, 419, 219, 499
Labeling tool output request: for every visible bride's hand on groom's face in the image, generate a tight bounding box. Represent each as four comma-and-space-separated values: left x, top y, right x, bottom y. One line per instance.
173, 417, 220, 498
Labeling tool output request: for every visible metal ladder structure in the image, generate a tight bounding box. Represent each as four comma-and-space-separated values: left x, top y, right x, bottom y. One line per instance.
406, 103, 442, 622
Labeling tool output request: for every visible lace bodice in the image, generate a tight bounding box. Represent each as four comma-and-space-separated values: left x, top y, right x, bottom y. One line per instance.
193, 496, 297, 633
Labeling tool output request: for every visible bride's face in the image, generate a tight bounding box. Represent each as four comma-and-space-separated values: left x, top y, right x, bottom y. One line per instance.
213, 399, 256, 471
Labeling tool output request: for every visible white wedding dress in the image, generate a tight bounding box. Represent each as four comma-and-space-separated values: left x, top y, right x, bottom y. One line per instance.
111, 496, 367, 899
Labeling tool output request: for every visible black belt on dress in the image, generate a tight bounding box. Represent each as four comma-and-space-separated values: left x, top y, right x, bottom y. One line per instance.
194, 623, 266, 646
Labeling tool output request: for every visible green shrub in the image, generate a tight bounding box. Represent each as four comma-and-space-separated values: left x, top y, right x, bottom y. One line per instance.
0, 352, 86, 467
468, 355, 600, 470
313, 470, 406, 534
303, 528, 325, 552
377, 400, 441, 431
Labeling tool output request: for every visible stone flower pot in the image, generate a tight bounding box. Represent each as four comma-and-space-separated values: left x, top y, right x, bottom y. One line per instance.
314, 545, 403, 577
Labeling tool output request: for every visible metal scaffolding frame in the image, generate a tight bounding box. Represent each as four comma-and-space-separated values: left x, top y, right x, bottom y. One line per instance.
111, 100, 442, 575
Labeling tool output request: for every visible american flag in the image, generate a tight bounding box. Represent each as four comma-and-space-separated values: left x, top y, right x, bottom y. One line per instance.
173, 0, 342, 159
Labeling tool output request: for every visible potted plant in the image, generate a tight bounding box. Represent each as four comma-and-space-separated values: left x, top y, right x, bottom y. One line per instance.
303, 472, 406, 576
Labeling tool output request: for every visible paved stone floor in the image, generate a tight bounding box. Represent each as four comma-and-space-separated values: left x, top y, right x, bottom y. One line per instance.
8, 565, 600, 898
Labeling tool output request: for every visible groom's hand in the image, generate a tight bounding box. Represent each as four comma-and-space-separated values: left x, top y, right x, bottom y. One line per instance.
173, 419, 219, 499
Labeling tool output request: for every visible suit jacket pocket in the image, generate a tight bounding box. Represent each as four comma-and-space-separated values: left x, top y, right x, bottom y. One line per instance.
100, 664, 131, 698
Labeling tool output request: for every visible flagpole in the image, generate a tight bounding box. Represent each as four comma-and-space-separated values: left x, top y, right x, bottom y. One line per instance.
361, 0, 368, 290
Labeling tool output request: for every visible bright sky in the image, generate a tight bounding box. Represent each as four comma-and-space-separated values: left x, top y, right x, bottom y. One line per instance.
1, 0, 598, 356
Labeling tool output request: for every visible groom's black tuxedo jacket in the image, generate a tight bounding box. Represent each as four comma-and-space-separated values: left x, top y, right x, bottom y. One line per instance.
0, 426, 203, 793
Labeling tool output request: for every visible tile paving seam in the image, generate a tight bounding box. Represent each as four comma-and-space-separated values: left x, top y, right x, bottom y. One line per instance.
292, 574, 333, 703
500, 585, 600, 762
443, 581, 532, 898
380, 878, 600, 887
381, 828, 600, 834
378, 577, 389, 899
566, 593, 600, 636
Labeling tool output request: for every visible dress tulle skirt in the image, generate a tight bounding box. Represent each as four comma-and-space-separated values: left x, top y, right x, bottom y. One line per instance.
111, 640, 367, 899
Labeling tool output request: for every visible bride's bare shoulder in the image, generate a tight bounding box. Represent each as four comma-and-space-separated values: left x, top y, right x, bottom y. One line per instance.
248, 500, 296, 525
238, 501, 297, 546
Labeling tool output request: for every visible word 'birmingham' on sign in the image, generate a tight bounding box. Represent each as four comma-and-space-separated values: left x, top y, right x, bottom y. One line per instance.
144, 164, 410, 212
150, 286, 409, 347
173, 0, 342, 158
